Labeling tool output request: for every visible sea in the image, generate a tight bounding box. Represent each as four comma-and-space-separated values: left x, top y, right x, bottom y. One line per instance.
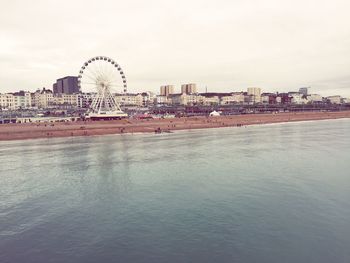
0, 119, 350, 263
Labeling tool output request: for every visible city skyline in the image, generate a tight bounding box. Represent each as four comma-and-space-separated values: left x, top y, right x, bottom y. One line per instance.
1, 0, 350, 96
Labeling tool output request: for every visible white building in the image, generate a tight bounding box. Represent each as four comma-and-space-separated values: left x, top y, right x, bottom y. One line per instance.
220, 92, 245, 105
342, 98, 350, 104
32, 88, 53, 109
307, 94, 323, 103
327, 95, 342, 104
156, 95, 170, 105
141, 91, 156, 106
0, 91, 32, 110
115, 93, 143, 107
168, 93, 205, 106
290, 92, 307, 104
0, 93, 15, 110
201, 95, 220, 105
247, 87, 261, 103
53, 94, 78, 106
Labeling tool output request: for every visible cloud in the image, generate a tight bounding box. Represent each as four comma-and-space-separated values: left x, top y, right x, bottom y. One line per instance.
0, 0, 350, 97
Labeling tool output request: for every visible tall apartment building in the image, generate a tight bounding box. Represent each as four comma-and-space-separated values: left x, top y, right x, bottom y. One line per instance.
247, 87, 261, 103
160, 85, 175, 96
181, 83, 197, 94
53, 76, 80, 94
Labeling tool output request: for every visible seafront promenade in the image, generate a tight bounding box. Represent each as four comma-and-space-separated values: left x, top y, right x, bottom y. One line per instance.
0, 111, 350, 141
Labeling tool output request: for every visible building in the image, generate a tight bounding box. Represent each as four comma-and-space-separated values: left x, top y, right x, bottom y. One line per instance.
261, 93, 277, 104
32, 88, 54, 109
167, 93, 203, 106
12, 91, 32, 109
219, 93, 243, 105
168, 93, 186, 105
342, 98, 350, 104
0, 93, 15, 110
1, 91, 32, 110
202, 96, 219, 105
307, 94, 323, 103
276, 93, 292, 104
53, 76, 80, 94
160, 85, 175, 96
289, 92, 307, 104
156, 95, 170, 105
53, 94, 78, 106
140, 92, 156, 106
247, 87, 261, 103
299, 87, 309, 96
77, 93, 94, 108
327, 95, 342, 104
198, 93, 220, 105
115, 93, 143, 107
181, 83, 197, 94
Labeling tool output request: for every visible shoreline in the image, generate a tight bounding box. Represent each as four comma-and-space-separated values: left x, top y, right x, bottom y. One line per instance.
0, 111, 350, 141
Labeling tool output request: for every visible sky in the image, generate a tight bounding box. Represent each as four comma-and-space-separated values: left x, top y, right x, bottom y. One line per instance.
0, 0, 350, 97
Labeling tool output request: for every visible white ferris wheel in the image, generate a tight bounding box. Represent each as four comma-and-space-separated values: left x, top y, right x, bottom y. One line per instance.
78, 56, 128, 119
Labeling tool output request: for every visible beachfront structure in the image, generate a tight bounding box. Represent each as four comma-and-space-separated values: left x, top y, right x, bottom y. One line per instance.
168, 93, 242, 106
299, 87, 309, 96
36, 88, 54, 109
13, 91, 32, 109
261, 93, 277, 104
160, 85, 175, 96
114, 92, 154, 107
0, 94, 15, 110
247, 87, 261, 103
307, 94, 323, 103
181, 83, 197, 94
77, 93, 94, 108
220, 92, 245, 105
289, 92, 308, 104
276, 93, 292, 104
156, 95, 170, 105
76, 56, 128, 120
53, 94, 79, 106
0, 91, 32, 110
53, 76, 80, 94
342, 98, 350, 104
169, 93, 222, 106
327, 95, 342, 104
114, 93, 144, 107
198, 93, 221, 105
141, 91, 156, 106
2, 83, 350, 111
168, 93, 197, 105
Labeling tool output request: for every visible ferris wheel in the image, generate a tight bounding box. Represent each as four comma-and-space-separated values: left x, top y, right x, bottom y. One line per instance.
78, 56, 128, 118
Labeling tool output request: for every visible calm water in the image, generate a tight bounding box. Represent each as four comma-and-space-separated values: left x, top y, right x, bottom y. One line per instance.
1, 119, 350, 263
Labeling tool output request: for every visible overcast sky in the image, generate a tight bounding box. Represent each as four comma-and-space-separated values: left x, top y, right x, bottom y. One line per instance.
1, 0, 350, 96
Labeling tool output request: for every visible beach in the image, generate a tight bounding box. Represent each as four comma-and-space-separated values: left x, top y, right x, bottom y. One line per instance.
0, 111, 350, 141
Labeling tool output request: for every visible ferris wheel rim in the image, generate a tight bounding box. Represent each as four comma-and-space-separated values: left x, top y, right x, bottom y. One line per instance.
77, 55, 127, 93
